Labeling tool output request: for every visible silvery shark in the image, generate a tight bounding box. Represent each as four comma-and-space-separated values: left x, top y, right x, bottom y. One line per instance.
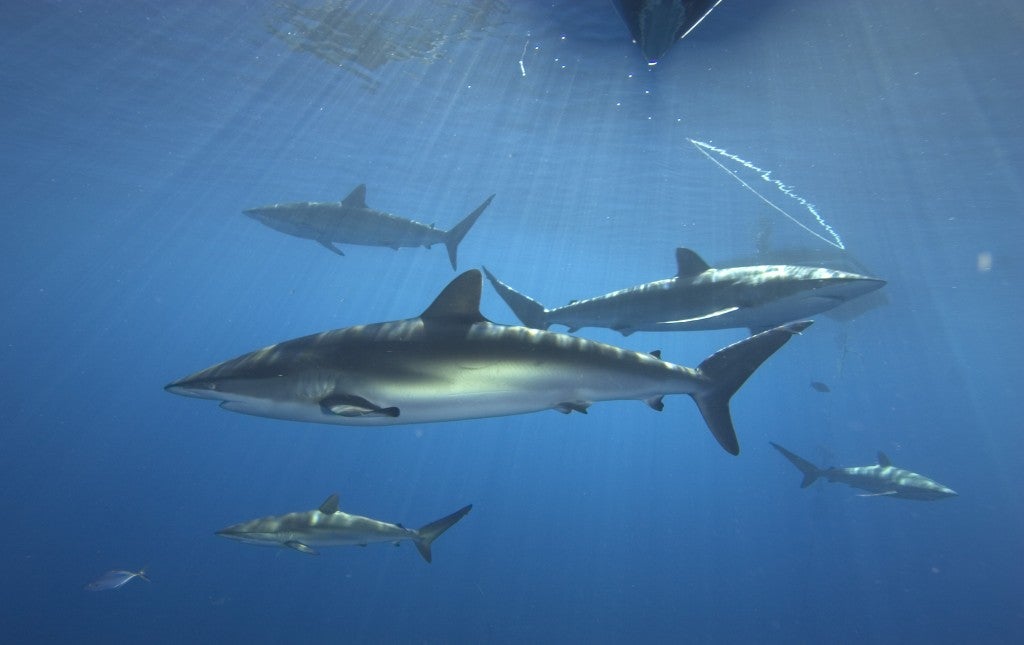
165, 270, 810, 455
770, 442, 958, 501
244, 184, 494, 270
216, 494, 471, 562
484, 248, 885, 336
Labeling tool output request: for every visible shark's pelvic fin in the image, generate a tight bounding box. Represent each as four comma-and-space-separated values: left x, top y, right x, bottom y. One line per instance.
482, 266, 550, 329
319, 494, 340, 515
286, 540, 318, 555
342, 184, 367, 208
443, 194, 494, 270
317, 239, 345, 256
675, 248, 712, 278
690, 321, 812, 455
414, 504, 473, 563
770, 442, 824, 488
555, 401, 590, 414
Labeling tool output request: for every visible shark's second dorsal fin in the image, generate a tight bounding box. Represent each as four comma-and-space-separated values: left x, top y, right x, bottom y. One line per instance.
676, 248, 711, 278
319, 494, 340, 515
342, 184, 367, 208
420, 270, 487, 324
877, 452, 892, 467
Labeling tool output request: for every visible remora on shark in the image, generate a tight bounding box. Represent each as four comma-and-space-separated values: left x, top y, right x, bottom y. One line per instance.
244, 184, 494, 270
484, 248, 884, 335
166, 270, 810, 455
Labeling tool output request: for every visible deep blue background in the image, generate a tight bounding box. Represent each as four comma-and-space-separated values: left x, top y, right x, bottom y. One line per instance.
2, 1, 1022, 643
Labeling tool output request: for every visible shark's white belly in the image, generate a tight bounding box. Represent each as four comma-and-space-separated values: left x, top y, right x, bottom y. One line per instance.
222, 357, 698, 426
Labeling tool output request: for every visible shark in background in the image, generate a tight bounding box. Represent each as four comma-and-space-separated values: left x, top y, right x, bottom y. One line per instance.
216, 494, 472, 562
244, 184, 494, 269
483, 248, 884, 336
770, 442, 958, 501
165, 270, 810, 455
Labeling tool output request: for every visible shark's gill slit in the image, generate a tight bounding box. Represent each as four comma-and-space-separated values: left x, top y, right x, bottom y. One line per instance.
688, 139, 845, 250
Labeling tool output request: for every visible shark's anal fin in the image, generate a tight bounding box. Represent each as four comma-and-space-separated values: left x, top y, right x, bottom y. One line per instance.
320, 394, 399, 418
285, 541, 318, 555
555, 402, 590, 414
319, 494, 340, 515
317, 239, 345, 256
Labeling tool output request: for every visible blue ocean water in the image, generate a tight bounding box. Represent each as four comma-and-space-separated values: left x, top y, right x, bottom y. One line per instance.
2, 1, 1022, 643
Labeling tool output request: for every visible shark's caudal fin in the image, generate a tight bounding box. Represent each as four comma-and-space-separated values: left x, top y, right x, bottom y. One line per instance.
692, 321, 812, 455
481, 267, 550, 329
769, 442, 824, 488
413, 504, 472, 563
444, 195, 494, 270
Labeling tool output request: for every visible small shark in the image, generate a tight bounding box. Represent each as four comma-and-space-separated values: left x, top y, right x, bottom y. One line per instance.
244, 185, 495, 270
483, 248, 885, 335
216, 494, 471, 562
166, 270, 810, 455
613, 0, 725, 65
770, 442, 958, 501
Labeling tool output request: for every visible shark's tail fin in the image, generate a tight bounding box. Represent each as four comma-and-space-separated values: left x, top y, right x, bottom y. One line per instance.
691, 321, 812, 455
482, 267, 550, 329
136, 568, 151, 583
444, 195, 494, 270
414, 504, 472, 563
769, 442, 824, 488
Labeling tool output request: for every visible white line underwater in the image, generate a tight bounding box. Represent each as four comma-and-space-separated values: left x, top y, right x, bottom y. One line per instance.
689, 138, 846, 250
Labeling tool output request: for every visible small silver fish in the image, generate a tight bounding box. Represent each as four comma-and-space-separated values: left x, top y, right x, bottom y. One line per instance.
810, 381, 831, 393
85, 569, 150, 591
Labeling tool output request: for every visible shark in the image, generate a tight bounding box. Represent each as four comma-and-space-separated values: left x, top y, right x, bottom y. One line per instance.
243, 185, 495, 270
770, 442, 958, 501
165, 270, 811, 455
216, 494, 472, 562
483, 248, 885, 336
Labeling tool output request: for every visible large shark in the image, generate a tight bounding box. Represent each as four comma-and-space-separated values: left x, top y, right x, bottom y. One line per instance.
216, 494, 472, 562
243, 185, 494, 270
165, 270, 810, 455
770, 442, 958, 501
483, 248, 885, 336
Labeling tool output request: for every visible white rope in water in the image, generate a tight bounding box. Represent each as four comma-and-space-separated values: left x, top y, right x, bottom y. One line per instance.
689, 138, 845, 250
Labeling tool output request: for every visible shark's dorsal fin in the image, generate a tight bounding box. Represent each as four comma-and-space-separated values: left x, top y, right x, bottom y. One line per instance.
319, 494, 340, 515
676, 248, 711, 278
420, 270, 487, 324
877, 452, 892, 467
342, 184, 367, 208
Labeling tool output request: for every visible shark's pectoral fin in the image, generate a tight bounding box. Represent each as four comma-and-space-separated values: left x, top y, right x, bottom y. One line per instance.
320, 394, 400, 418
858, 491, 899, 497
316, 239, 345, 256
555, 402, 590, 414
285, 541, 318, 555
645, 396, 665, 411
